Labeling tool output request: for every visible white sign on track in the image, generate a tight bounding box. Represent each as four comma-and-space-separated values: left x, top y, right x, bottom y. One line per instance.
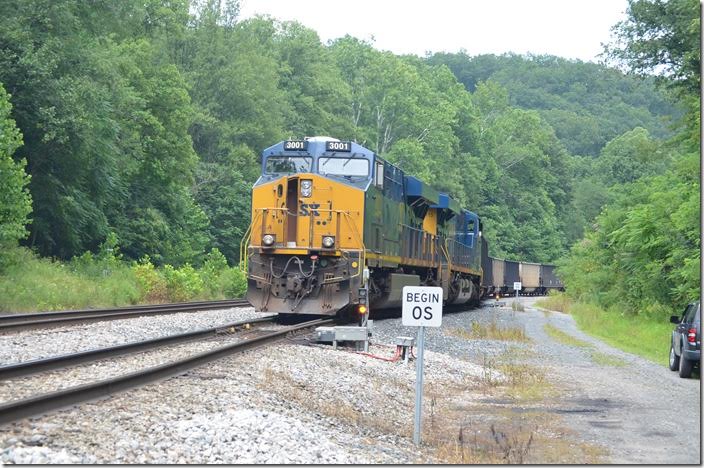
514, 282, 522, 291
402, 286, 443, 327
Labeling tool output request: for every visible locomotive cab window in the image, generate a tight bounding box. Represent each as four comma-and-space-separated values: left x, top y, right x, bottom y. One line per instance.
374, 161, 384, 188
318, 156, 369, 177
265, 156, 312, 175
466, 219, 475, 247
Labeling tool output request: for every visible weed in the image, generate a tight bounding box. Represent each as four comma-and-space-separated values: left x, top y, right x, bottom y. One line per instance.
497, 363, 552, 400
505, 345, 537, 360
535, 291, 572, 313
163, 263, 205, 302
0, 245, 244, 312
511, 301, 525, 312
590, 351, 627, 367
544, 323, 628, 367
448, 320, 531, 342
491, 423, 534, 463
569, 301, 672, 365
543, 323, 592, 348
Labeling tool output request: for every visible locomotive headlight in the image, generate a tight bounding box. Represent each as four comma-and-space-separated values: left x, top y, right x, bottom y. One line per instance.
322, 236, 335, 248
262, 234, 275, 246
300, 179, 312, 197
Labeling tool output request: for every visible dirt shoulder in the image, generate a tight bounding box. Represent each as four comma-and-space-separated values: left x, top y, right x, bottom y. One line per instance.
497, 297, 700, 464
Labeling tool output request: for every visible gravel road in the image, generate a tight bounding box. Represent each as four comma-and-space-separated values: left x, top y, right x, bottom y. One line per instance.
373, 297, 700, 464
518, 297, 700, 464
0, 299, 699, 463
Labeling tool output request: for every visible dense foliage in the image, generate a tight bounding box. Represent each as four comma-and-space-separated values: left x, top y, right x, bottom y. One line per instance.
0, 0, 697, 319
558, 0, 700, 317
0, 84, 32, 250
428, 51, 678, 157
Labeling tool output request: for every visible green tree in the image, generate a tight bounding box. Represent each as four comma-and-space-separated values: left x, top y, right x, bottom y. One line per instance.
594, 127, 667, 185
429, 51, 677, 156
605, 0, 700, 98
0, 1, 207, 263
561, 0, 701, 317
0, 83, 32, 248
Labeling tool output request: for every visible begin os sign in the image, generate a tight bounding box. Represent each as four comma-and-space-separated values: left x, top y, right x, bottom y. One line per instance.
402, 286, 443, 327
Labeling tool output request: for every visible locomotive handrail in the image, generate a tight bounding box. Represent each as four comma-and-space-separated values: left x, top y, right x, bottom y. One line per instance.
247, 206, 365, 280
311, 208, 365, 280
338, 210, 365, 280
441, 238, 452, 271
239, 210, 262, 273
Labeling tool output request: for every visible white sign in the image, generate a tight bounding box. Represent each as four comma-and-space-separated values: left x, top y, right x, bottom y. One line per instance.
514, 282, 522, 291
402, 286, 443, 327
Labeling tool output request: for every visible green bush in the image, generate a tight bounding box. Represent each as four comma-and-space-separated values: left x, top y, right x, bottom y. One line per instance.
219, 267, 247, 298
1, 243, 244, 312
163, 263, 205, 302
200, 247, 229, 295
0, 84, 32, 253
132, 257, 168, 302
0, 246, 141, 312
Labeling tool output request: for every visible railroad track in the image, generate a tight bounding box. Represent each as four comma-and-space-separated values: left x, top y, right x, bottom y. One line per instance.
0, 316, 332, 426
0, 316, 276, 380
0, 299, 251, 332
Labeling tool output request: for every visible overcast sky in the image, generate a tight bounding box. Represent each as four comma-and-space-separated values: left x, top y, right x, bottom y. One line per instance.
239, 0, 629, 62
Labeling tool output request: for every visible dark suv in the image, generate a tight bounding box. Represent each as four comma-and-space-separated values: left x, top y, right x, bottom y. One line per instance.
669, 301, 700, 378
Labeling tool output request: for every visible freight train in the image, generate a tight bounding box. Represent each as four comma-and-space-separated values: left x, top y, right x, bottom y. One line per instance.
241, 137, 563, 317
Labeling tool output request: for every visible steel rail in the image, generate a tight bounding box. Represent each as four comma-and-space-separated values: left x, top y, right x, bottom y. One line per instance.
0, 299, 251, 331
0, 318, 333, 426
0, 316, 276, 380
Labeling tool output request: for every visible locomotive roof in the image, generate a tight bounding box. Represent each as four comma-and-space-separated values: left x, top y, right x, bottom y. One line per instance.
262, 138, 476, 219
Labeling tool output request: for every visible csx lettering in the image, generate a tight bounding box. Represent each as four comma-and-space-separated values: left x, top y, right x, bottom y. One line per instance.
299, 203, 320, 216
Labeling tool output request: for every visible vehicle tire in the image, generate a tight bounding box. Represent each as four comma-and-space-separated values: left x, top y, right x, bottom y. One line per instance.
669, 343, 680, 371
678, 348, 694, 378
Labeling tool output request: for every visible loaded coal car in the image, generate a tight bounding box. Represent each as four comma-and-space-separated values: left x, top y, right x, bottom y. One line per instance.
242, 137, 484, 317
504, 260, 520, 294
540, 264, 564, 293
519, 262, 541, 295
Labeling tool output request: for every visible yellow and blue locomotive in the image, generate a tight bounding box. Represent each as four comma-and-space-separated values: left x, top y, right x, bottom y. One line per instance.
241, 136, 483, 316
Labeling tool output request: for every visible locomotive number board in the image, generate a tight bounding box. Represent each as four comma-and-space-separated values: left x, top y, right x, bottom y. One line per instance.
283, 140, 308, 151
325, 141, 351, 152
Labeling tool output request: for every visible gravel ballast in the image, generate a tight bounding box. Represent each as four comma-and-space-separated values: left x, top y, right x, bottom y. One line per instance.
0, 298, 700, 463
0, 306, 270, 365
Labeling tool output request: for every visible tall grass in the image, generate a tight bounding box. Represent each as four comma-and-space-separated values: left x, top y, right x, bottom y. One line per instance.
569, 302, 672, 365
535, 290, 672, 365
0, 247, 141, 312
534, 290, 572, 313
449, 321, 530, 342
0, 246, 247, 313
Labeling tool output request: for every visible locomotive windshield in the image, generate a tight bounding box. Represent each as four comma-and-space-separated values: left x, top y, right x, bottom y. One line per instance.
265, 156, 312, 175
318, 156, 369, 177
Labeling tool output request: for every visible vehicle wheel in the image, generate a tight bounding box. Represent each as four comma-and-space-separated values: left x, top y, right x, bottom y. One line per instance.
678, 349, 694, 378
669, 343, 680, 371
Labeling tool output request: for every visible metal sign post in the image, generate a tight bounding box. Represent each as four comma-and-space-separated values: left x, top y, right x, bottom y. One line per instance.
413, 325, 425, 445
513, 281, 522, 306
402, 285, 443, 446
